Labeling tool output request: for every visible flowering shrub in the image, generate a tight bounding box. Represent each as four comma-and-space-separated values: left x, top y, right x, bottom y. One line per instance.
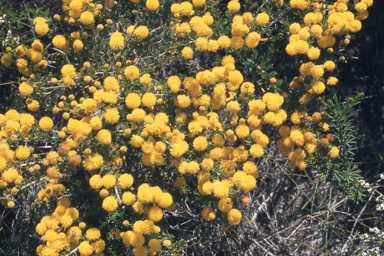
0, 0, 376, 255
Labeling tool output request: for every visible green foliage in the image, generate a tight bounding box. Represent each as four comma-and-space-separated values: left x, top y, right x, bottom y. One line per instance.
318, 91, 366, 203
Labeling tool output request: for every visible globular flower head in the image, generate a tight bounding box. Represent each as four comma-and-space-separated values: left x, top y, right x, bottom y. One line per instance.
80, 11, 94, 25
97, 129, 112, 145
256, 13, 269, 26
35, 22, 49, 36
102, 196, 118, 212
182, 47, 193, 59
52, 35, 68, 50
227, 209, 242, 225
124, 65, 139, 81
39, 117, 53, 131
109, 32, 125, 50
146, 0, 159, 11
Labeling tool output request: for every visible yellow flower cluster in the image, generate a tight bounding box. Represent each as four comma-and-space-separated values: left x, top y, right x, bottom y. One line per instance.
0, 0, 371, 254
2, 41, 48, 77
34, 198, 105, 256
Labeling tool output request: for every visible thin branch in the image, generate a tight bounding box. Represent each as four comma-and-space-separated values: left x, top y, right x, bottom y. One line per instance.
339, 190, 374, 255
119, 21, 140, 55
64, 246, 79, 256
52, 47, 71, 64
114, 186, 122, 204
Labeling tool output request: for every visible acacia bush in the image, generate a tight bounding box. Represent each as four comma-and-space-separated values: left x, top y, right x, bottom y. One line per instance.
0, 0, 379, 255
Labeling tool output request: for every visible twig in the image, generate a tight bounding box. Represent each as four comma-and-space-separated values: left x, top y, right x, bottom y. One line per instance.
0, 81, 17, 86
52, 47, 71, 64
184, 202, 199, 218
119, 21, 140, 55
258, 171, 307, 177
339, 191, 374, 256
251, 177, 282, 223
287, 219, 307, 240
11, 208, 22, 242
64, 246, 79, 256
1, 176, 47, 200
249, 238, 275, 256
42, 85, 71, 90
114, 186, 122, 204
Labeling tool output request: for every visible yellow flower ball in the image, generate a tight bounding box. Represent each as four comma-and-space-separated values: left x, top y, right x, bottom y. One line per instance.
148, 239, 161, 253
142, 93, 156, 108
328, 146, 339, 158
124, 65, 139, 81
109, 32, 125, 50
179, 2, 194, 16
134, 26, 149, 39
52, 35, 68, 50
140, 73, 152, 85
89, 175, 103, 189
34, 22, 49, 36
118, 174, 134, 189
83, 153, 104, 171
324, 60, 336, 71
227, 209, 242, 225
130, 135, 144, 148
102, 174, 116, 189
195, 37, 208, 51
227, 1, 240, 13
79, 241, 93, 256
1, 53, 12, 66
243, 12, 254, 24
148, 206, 163, 222
125, 93, 141, 109
199, 158, 212, 171
73, 39, 83, 51
181, 47, 193, 60
7, 201, 15, 208
236, 124, 250, 139
245, 32, 261, 48
85, 227, 101, 241
97, 129, 112, 145
103, 108, 120, 124
327, 76, 338, 86
310, 65, 324, 79
122, 192, 136, 205
202, 205, 215, 220
241, 195, 250, 204
311, 24, 323, 37
218, 198, 233, 213
82, 98, 97, 113
240, 175, 256, 192
295, 40, 309, 54
192, 0, 206, 7
256, 13, 269, 26
231, 36, 244, 49
146, 0, 159, 11
18, 82, 33, 96
39, 117, 53, 131
249, 143, 264, 158
307, 47, 320, 60
177, 95, 191, 108
163, 239, 172, 247
102, 196, 118, 212
80, 11, 94, 25
218, 35, 231, 49
226, 101, 240, 113
312, 81, 325, 94
193, 136, 208, 151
